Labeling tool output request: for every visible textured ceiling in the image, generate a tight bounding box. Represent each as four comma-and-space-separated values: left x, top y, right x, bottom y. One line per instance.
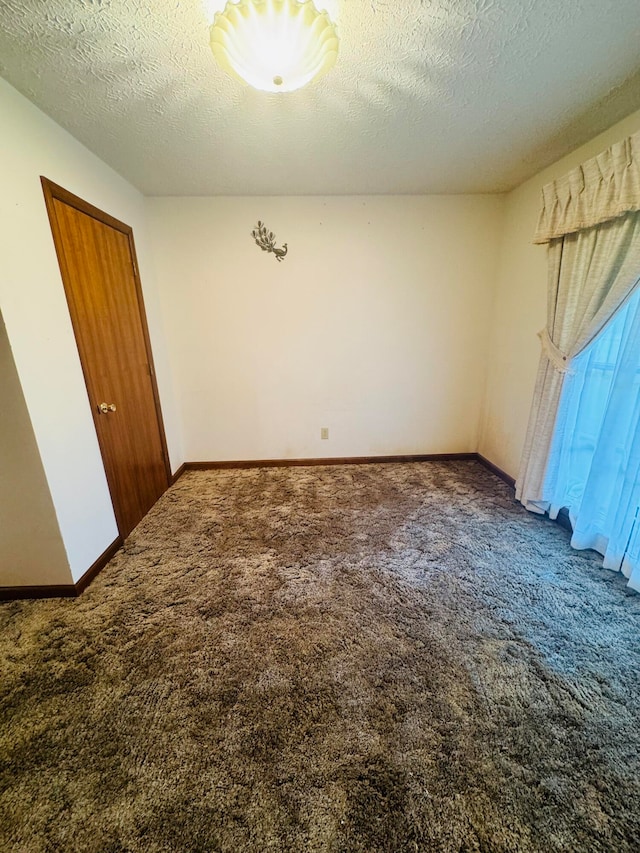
2, 0, 640, 195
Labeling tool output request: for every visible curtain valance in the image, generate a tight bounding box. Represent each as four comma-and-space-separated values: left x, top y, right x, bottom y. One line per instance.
534, 130, 640, 244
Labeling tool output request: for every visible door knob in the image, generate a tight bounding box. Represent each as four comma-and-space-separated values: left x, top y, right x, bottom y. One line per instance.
98, 402, 117, 414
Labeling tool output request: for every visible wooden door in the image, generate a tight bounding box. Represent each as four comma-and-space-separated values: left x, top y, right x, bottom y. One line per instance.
42, 178, 170, 538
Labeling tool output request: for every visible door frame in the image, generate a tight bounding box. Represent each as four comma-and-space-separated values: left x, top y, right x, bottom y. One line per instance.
41, 177, 172, 533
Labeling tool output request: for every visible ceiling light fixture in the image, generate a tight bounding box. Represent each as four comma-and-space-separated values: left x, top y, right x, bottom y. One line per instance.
210, 0, 339, 93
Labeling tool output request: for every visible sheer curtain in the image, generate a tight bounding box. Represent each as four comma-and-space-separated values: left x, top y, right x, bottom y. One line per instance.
543, 284, 640, 591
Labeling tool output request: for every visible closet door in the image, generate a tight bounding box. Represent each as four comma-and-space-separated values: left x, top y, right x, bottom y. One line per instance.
42, 178, 170, 538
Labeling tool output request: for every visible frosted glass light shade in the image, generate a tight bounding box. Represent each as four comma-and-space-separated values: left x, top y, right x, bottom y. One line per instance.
210, 0, 339, 93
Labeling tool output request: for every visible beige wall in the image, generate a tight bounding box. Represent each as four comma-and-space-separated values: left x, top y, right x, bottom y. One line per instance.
147, 195, 504, 462
0, 78, 181, 585
0, 312, 71, 586
479, 108, 640, 479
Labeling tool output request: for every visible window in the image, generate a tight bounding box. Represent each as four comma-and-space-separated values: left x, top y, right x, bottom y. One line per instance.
543, 283, 640, 591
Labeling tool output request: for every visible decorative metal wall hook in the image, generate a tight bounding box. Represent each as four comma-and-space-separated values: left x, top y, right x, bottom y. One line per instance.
251, 221, 288, 262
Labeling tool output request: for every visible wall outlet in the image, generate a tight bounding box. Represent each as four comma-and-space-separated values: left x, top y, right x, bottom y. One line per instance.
321, 427, 329, 440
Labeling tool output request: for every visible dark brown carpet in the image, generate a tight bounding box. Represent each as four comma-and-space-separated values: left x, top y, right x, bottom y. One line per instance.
1, 461, 640, 852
